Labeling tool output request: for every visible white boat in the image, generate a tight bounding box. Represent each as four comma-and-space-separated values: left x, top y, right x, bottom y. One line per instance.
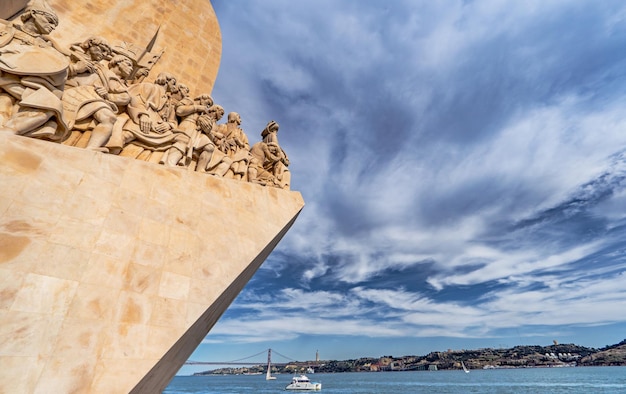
285, 374, 322, 391
461, 361, 470, 373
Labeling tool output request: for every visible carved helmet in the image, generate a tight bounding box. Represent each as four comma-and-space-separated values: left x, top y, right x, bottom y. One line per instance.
261, 120, 279, 138
22, 0, 58, 26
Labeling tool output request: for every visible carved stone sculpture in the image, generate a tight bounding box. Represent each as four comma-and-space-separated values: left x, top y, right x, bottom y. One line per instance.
249, 120, 291, 189
0, 2, 306, 393
105, 72, 179, 154
160, 92, 213, 167
1, 0, 293, 189
213, 111, 252, 180
62, 37, 132, 151
196, 104, 234, 176
0, 0, 69, 141
65, 36, 113, 87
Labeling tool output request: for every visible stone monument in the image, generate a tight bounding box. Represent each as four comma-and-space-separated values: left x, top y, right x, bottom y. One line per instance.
0, 1, 304, 392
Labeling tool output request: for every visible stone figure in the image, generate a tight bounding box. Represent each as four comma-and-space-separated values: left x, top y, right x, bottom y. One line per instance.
111, 30, 164, 84
62, 53, 132, 151
195, 104, 233, 176
0, 0, 70, 141
248, 120, 291, 189
65, 36, 113, 87
105, 72, 179, 154
213, 112, 251, 180
160, 91, 213, 167
0, 0, 294, 187
177, 83, 190, 100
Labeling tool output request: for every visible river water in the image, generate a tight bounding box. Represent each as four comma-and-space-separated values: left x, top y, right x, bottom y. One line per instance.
164, 366, 626, 393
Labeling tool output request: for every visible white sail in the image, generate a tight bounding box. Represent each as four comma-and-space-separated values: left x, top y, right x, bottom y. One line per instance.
266, 349, 277, 380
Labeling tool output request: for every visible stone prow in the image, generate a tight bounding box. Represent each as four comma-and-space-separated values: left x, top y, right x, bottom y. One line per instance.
0, 132, 304, 392
130, 212, 300, 393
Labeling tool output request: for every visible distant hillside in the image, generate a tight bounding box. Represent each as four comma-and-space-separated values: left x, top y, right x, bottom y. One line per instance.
579, 339, 626, 366
194, 340, 626, 375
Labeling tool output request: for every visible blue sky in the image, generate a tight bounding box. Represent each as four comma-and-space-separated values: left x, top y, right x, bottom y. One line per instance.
179, 0, 626, 375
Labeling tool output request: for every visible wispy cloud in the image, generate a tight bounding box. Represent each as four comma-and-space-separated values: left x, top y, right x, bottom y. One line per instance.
205, 0, 626, 354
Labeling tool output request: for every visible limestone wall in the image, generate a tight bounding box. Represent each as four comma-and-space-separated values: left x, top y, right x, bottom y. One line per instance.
0, 132, 304, 393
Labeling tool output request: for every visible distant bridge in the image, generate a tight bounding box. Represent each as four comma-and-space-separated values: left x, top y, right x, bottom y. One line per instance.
185, 348, 311, 366
184, 361, 290, 366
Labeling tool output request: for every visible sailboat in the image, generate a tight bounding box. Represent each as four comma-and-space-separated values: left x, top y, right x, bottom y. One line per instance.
266, 348, 277, 380
461, 361, 470, 373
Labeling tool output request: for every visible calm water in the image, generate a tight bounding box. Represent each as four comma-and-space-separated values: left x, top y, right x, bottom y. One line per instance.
164, 367, 626, 393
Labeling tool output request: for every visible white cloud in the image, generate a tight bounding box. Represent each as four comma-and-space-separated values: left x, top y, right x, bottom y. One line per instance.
210, 0, 626, 349
207, 264, 626, 344
427, 241, 606, 290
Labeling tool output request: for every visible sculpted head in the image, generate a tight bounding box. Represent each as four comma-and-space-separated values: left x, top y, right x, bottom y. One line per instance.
210, 105, 225, 121
79, 36, 113, 61
195, 94, 214, 107
179, 83, 190, 98
267, 142, 280, 153
21, 0, 58, 35
155, 72, 179, 93
227, 112, 241, 125
109, 55, 134, 79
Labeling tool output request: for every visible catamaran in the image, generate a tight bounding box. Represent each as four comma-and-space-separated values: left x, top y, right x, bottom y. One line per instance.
285, 374, 322, 391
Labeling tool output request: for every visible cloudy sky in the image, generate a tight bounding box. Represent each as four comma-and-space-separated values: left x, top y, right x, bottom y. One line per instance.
180, 0, 626, 374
